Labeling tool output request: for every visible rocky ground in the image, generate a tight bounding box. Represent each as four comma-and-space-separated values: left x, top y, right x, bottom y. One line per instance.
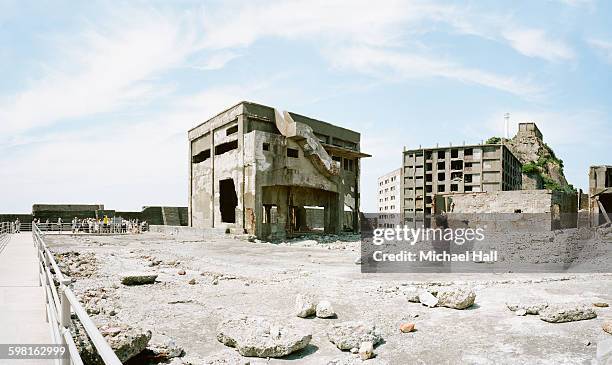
45, 228, 612, 364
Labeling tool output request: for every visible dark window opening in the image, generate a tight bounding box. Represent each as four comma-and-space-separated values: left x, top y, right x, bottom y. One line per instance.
451, 160, 463, 170
514, 209, 522, 213
263, 143, 270, 151
226, 125, 238, 136
332, 156, 342, 162
215, 140, 238, 155
465, 148, 473, 156
219, 178, 238, 223
465, 174, 473, 183
426, 185, 432, 193
287, 148, 299, 158
192, 149, 210, 163
465, 186, 473, 192
343, 158, 354, 171
438, 172, 445, 181
437, 151, 445, 159
437, 185, 445, 193
450, 184, 459, 192
426, 174, 432, 182
451, 149, 459, 158
437, 162, 445, 170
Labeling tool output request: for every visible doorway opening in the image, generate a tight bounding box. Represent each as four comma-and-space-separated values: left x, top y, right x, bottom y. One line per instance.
219, 178, 238, 223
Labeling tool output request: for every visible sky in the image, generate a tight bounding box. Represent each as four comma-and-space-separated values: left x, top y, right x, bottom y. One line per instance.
1, 0, 611, 213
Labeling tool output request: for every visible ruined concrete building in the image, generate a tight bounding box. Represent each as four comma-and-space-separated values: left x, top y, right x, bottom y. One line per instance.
188, 101, 370, 239
589, 165, 612, 226
401, 143, 522, 226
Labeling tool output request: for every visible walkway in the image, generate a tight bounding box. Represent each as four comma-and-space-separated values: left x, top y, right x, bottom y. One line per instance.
0, 233, 52, 364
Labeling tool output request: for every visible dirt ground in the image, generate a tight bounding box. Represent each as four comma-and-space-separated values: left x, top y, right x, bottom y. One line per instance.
45, 230, 612, 365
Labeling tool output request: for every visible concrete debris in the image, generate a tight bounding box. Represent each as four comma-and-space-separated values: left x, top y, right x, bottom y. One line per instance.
358, 341, 374, 360
177, 269, 186, 275
71, 320, 151, 365
405, 287, 420, 303
188, 278, 196, 285
316, 300, 336, 318
54, 251, 97, 278
603, 320, 612, 335
539, 304, 597, 323
216, 316, 311, 358
436, 287, 476, 310
327, 321, 382, 351
515, 308, 527, 316
399, 323, 415, 333
295, 294, 316, 318
507, 302, 549, 315
593, 302, 609, 308
120, 272, 158, 286
418, 290, 439, 308
149, 336, 185, 359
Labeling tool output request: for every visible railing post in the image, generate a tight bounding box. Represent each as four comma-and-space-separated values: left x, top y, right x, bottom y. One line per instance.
59, 279, 72, 365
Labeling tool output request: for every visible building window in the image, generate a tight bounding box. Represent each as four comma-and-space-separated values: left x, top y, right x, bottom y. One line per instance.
287, 148, 299, 158
226, 125, 238, 136
263, 143, 270, 151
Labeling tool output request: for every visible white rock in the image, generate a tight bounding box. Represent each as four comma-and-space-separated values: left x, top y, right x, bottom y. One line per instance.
216, 316, 311, 358
327, 321, 382, 350
418, 290, 438, 308
316, 300, 336, 318
539, 303, 597, 323
436, 287, 476, 310
358, 341, 374, 360
295, 294, 316, 318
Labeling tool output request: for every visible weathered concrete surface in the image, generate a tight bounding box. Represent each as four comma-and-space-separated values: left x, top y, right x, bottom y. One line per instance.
45, 232, 612, 364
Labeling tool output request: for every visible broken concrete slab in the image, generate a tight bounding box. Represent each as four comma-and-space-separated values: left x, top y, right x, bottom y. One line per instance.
539, 304, 596, 323
436, 287, 476, 309
120, 272, 158, 286
327, 321, 382, 351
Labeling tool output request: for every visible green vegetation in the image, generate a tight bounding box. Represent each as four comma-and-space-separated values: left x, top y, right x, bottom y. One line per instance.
522, 162, 539, 174
485, 136, 501, 144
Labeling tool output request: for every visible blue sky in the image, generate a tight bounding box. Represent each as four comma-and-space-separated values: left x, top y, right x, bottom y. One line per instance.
1, 0, 611, 213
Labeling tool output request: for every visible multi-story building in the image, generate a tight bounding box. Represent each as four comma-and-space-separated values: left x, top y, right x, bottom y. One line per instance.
377, 168, 401, 228
188, 101, 370, 239
401, 143, 522, 227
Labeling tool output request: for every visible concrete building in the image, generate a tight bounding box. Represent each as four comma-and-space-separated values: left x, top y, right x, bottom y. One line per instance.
188, 101, 370, 240
377, 168, 401, 228
401, 143, 522, 227
588, 165, 612, 226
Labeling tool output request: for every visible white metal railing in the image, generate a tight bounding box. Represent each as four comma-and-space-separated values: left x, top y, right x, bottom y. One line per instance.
33, 223, 122, 365
35, 220, 149, 235
0, 222, 12, 251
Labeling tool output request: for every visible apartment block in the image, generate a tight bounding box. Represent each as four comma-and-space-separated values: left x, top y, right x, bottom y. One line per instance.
377, 168, 401, 228
401, 143, 522, 226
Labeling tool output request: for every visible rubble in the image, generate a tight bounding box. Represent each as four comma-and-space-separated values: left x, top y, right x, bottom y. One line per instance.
327, 321, 382, 351
436, 287, 476, 309
316, 300, 336, 318
507, 302, 549, 315
399, 323, 415, 333
295, 293, 316, 318
120, 272, 158, 286
418, 290, 438, 308
358, 341, 374, 360
539, 304, 597, 323
603, 321, 612, 335
216, 316, 312, 358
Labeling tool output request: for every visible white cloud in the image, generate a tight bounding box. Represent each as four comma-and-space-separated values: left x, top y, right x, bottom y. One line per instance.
503, 29, 575, 62
190, 51, 241, 71
326, 46, 542, 98
0, 7, 205, 136
588, 38, 612, 64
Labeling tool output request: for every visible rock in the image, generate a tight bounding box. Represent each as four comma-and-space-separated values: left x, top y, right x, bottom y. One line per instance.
120, 272, 158, 286
72, 320, 151, 365
212, 277, 219, 285
507, 302, 548, 315
149, 337, 185, 359
358, 341, 374, 360
295, 294, 316, 318
327, 321, 382, 350
316, 300, 335, 318
177, 269, 186, 275
188, 278, 196, 285
350, 347, 358, 354
399, 323, 415, 333
418, 290, 438, 308
354, 257, 362, 265
216, 316, 311, 358
594, 302, 609, 308
436, 287, 476, 310
539, 304, 597, 323
603, 320, 612, 334
405, 288, 420, 303
515, 308, 527, 316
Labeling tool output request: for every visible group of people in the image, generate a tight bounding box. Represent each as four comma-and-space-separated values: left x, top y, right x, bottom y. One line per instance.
11, 219, 21, 233
31, 216, 147, 234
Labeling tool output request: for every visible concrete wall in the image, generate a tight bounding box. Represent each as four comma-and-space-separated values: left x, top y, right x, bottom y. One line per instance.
437, 190, 577, 231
